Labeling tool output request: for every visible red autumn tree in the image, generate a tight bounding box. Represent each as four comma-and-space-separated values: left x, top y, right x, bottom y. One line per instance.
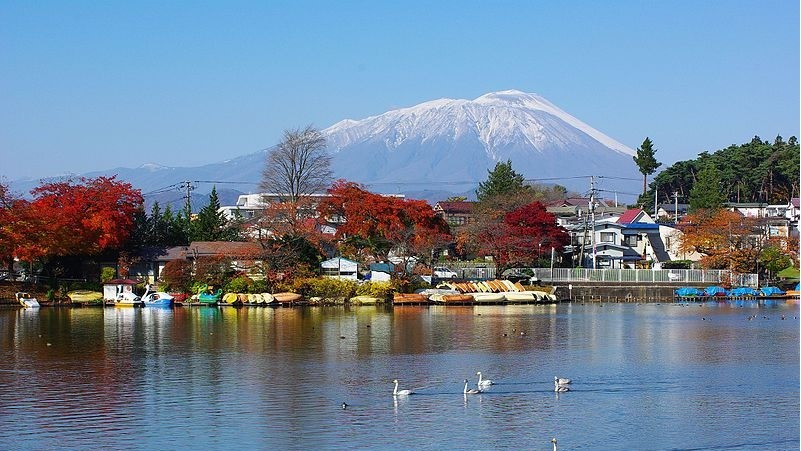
0, 181, 30, 270
459, 200, 569, 274
18, 176, 143, 262
318, 180, 451, 273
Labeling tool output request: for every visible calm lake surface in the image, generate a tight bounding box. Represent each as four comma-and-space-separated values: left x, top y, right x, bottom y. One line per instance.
1, 301, 798, 450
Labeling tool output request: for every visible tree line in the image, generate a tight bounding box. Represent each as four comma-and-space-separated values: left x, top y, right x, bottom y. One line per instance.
3, 128, 796, 289
640, 135, 799, 207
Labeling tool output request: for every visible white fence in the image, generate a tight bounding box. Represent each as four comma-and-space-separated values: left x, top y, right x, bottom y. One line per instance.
532, 268, 758, 287
438, 263, 759, 287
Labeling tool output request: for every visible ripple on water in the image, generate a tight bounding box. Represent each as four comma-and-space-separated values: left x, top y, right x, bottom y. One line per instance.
0, 303, 797, 450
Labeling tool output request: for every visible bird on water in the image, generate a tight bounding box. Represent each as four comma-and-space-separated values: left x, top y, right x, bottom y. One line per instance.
392, 379, 414, 396
463, 379, 482, 395
476, 371, 494, 388
554, 376, 571, 385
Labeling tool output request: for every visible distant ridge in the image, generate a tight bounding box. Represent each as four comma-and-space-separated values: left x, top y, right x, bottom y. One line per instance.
10, 90, 640, 205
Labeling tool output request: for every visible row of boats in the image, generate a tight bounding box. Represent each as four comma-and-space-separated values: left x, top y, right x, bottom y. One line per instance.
394, 279, 558, 305
674, 285, 798, 299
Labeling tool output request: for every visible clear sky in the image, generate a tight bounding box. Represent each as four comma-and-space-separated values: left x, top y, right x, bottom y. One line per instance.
2, 0, 798, 180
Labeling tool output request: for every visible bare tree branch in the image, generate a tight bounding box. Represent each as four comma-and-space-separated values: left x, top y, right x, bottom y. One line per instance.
260, 125, 332, 203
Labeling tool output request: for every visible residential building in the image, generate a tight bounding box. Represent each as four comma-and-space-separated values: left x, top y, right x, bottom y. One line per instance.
433, 201, 474, 227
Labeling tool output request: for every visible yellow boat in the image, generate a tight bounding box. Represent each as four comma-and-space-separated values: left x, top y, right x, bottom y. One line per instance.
67, 290, 104, 305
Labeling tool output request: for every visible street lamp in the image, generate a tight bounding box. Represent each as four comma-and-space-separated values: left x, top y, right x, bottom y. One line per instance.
538, 242, 542, 265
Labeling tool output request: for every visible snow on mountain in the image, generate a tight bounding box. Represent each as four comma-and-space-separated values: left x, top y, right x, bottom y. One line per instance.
10, 90, 640, 205
323, 90, 637, 195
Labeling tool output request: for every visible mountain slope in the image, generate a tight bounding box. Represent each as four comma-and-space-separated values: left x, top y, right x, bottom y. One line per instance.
11, 90, 640, 204
324, 90, 637, 192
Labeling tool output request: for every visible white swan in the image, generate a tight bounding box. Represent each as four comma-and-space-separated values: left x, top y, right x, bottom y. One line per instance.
463, 379, 482, 395
476, 371, 494, 388
551, 438, 558, 451
554, 376, 572, 385
393, 379, 414, 396
554, 381, 570, 392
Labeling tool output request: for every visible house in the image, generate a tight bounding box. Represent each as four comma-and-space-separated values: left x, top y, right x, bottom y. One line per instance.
126, 246, 188, 284
656, 203, 690, 222
566, 209, 680, 268
546, 198, 627, 227
320, 257, 358, 280
725, 202, 767, 218
220, 192, 403, 238
185, 241, 265, 278
433, 201, 474, 227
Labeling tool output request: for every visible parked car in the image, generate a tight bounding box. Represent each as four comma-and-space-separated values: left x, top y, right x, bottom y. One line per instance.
433, 266, 458, 279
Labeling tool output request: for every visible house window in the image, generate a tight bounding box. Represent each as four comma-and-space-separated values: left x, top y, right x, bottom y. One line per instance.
600, 232, 615, 243
624, 235, 637, 246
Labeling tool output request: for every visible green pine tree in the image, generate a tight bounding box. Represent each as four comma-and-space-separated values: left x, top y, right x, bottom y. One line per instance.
476, 160, 526, 201
633, 137, 662, 195
689, 164, 725, 211
190, 187, 231, 241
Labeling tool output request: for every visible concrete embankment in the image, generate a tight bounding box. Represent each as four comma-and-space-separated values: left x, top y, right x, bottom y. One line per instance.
551, 282, 689, 302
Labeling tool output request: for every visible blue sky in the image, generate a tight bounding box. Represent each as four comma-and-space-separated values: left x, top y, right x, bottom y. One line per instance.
2, 0, 798, 180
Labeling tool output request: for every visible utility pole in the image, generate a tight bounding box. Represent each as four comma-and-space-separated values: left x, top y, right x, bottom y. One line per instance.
182, 180, 195, 218
590, 176, 597, 269
673, 191, 679, 222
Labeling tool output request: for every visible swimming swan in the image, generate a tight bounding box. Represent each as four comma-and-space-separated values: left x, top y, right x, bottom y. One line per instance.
476, 371, 494, 387
551, 438, 558, 451
554, 376, 572, 385
554, 381, 570, 392
463, 379, 482, 394
393, 379, 414, 396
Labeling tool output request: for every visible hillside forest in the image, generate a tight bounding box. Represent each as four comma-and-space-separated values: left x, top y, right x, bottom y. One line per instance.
641, 135, 799, 206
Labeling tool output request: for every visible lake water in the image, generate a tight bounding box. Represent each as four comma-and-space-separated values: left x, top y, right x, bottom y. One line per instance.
0, 301, 798, 450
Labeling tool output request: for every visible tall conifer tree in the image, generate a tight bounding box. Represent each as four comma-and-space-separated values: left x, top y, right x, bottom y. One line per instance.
476, 160, 526, 201
633, 137, 662, 196
689, 164, 725, 211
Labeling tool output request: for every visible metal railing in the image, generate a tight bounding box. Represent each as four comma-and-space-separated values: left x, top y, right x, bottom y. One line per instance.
531, 268, 759, 287
433, 264, 759, 287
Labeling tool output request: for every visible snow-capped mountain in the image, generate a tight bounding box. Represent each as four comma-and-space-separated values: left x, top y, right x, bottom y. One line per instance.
324, 90, 636, 193
10, 90, 639, 206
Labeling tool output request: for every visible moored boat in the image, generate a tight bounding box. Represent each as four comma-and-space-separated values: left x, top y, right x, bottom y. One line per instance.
273, 292, 303, 305
16, 292, 40, 308
503, 291, 538, 302
142, 289, 174, 307
219, 292, 239, 305
392, 293, 430, 305
67, 290, 104, 305
675, 287, 702, 297
468, 292, 505, 303
431, 293, 474, 304
197, 286, 223, 305
112, 291, 144, 307
170, 293, 189, 305
703, 286, 729, 297
759, 286, 785, 297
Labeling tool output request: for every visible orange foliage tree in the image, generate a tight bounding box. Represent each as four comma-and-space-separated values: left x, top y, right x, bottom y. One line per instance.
678, 209, 766, 273
317, 180, 452, 273
15, 176, 143, 263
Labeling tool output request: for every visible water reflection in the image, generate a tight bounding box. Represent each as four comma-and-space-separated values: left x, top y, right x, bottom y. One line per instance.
0, 301, 798, 450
